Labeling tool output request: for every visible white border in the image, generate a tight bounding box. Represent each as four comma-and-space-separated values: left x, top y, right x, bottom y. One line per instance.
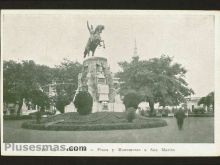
1, 10, 220, 157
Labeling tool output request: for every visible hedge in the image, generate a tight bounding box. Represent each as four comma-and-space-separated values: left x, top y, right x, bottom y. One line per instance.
188, 114, 214, 117
4, 115, 32, 120
21, 119, 167, 131
126, 107, 136, 122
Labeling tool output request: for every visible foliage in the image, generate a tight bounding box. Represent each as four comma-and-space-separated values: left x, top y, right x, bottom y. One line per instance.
146, 110, 157, 117
74, 91, 93, 115
193, 107, 206, 114
30, 89, 50, 109
161, 109, 171, 117
3, 59, 82, 114
36, 111, 42, 124
198, 91, 214, 111
140, 110, 145, 116
22, 120, 167, 131
126, 107, 136, 122
3, 115, 32, 120
117, 55, 194, 114
21, 112, 167, 131
123, 92, 141, 109
3, 60, 52, 113
188, 113, 214, 117
52, 59, 83, 112
54, 94, 71, 113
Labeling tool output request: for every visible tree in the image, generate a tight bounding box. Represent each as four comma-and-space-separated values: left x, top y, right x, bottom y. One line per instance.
54, 92, 70, 113
3, 60, 52, 114
198, 91, 214, 111
30, 89, 50, 110
3, 59, 83, 114
52, 59, 82, 112
117, 55, 194, 115
3, 60, 23, 104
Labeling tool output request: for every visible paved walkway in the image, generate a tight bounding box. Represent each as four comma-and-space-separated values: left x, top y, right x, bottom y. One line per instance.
3, 117, 214, 143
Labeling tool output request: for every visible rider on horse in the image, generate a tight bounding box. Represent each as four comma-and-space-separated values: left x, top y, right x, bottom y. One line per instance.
84, 21, 105, 58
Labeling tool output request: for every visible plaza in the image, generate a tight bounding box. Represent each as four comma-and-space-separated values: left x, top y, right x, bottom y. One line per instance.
3, 117, 214, 143
2, 12, 215, 146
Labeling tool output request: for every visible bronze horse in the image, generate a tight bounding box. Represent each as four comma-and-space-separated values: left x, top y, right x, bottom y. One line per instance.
84, 22, 105, 58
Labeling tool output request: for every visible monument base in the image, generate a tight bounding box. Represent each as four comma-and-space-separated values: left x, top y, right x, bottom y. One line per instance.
64, 101, 77, 113
91, 101, 125, 113
78, 56, 116, 112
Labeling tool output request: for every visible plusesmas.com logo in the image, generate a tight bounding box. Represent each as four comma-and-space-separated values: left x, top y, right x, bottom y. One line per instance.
4, 143, 87, 152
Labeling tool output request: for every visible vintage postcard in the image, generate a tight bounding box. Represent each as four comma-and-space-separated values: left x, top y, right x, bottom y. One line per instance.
1, 10, 220, 156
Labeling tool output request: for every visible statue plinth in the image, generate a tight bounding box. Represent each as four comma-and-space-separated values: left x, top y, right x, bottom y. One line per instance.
78, 56, 115, 112
83, 56, 107, 65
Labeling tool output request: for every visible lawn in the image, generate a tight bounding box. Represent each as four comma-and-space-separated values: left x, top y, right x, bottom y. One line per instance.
21, 112, 167, 131
3, 117, 214, 143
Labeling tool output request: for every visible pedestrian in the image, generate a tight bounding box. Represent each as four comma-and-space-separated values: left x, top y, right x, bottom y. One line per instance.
175, 108, 186, 130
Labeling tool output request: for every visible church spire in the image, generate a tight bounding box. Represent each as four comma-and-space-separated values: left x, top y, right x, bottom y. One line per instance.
133, 38, 138, 57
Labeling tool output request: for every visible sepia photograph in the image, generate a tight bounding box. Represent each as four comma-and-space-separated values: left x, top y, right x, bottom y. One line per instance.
1, 10, 219, 156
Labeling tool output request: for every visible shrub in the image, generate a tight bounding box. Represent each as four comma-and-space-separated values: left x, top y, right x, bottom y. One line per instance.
21, 118, 168, 131
74, 91, 93, 115
146, 110, 157, 117
140, 109, 145, 116
193, 107, 205, 114
161, 109, 170, 117
36, 111, 42, 124
55, 95, 71, 113
126, 107, 136, 122
3, 115, 32, 120
123, 92, 141, 109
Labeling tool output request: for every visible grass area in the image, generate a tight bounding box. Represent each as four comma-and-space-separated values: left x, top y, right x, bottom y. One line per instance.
41, 112, 127, 124
4, 117, 214, 143
22, 112, 167, 131
3, 115, 32, 120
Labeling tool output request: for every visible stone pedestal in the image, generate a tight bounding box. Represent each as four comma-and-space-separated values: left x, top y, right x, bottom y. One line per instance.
78, 56, 116, 112
64, 101, 77, 113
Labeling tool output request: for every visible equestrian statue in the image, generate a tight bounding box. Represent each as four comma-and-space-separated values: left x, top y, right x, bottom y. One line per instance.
84, 21, 105, 58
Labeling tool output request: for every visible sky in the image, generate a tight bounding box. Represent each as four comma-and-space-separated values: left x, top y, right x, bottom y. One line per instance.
2, 11, 215, 97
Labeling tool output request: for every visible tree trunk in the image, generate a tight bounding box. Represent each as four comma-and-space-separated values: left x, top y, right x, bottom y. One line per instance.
149, 98, 154, 116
